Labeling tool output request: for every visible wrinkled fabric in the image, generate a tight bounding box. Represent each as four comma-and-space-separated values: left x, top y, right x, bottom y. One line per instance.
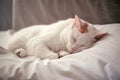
0, 24, 120, 80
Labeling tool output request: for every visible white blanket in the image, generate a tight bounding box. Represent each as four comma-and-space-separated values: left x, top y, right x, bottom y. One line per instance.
0, 24, 120, 80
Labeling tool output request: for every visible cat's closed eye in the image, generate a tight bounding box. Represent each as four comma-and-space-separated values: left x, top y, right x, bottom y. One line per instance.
80, 44, 84, 47
73, 37, 76, 43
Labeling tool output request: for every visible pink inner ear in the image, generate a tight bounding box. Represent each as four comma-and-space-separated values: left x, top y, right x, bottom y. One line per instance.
95, 33, 108, 40
73, 15, 89, 33
73, 15, 80, 27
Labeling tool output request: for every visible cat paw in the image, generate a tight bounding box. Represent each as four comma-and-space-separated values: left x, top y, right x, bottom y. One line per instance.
15, 48, 27, 58
46, 53, 58, 59
58, 51, 69, 58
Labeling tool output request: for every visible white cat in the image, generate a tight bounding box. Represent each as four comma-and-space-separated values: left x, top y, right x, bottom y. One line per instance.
6, 15, 107, 59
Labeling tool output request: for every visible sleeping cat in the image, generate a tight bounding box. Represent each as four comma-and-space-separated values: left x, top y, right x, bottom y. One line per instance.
6, 15, 107, 59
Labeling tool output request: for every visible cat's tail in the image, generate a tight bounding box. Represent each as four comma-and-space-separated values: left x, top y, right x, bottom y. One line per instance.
15, 48, 27, 58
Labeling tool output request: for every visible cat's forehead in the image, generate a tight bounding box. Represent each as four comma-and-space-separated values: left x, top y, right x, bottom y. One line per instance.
80, 24, 97, 34
78, 26, 97, 38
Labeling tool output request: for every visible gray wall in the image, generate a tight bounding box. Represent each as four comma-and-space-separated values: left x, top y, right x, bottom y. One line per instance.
0, 0, 120, 31
13, 0, 120, 31
0, 0, 12, 30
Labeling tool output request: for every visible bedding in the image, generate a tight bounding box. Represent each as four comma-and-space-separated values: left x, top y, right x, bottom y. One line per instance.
0, 24, 120, 80
0, 31, 11, 48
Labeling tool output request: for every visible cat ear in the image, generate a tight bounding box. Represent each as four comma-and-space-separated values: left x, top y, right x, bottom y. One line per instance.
73, 15, 88, 33
73, 15, 80, 26
94, 33, 108, 41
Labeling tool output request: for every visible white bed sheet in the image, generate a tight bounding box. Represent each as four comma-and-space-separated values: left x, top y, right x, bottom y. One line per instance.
0, 24, 120, 80
0, 30, 11, 48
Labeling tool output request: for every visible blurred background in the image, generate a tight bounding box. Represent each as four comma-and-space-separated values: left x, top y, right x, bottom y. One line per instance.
0, 0, 120, 31
0, 0, 12, 30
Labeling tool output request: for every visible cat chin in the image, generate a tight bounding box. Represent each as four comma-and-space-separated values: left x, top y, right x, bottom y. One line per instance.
71, 47, 88, 53
71, 50, 82, 53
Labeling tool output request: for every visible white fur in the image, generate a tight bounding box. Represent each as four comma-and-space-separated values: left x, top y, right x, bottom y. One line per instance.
6, 18, 98, 59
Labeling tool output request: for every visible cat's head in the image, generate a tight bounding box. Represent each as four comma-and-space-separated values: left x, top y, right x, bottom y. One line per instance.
70, 15, 108, 53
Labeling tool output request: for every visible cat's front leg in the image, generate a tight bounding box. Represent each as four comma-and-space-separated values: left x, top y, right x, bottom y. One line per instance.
28, 45, 59, 59
45, 52, 58, 59
27, 38, 59, 59
58, 51, 70, 58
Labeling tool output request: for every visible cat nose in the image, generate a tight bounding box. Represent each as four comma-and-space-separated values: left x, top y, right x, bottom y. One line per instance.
71, 47, 77, 52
